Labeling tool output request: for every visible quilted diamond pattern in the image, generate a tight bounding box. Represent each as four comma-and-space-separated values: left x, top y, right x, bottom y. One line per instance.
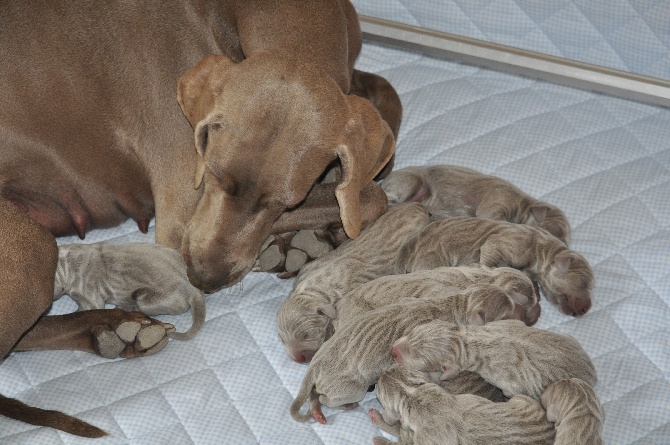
2, 2, 670, 444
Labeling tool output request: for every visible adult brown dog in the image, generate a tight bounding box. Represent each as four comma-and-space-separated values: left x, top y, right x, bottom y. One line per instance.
0, 0, 400, 292
0, 0, 401, 436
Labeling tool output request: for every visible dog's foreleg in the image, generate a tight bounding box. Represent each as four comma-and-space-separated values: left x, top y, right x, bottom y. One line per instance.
14, 308, 175, 359
272, 181, 387, 234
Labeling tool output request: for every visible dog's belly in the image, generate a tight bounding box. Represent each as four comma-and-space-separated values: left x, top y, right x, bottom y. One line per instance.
1, 157, 155, 239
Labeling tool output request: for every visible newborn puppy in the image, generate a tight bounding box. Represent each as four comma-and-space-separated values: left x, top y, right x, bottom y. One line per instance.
439, 371, 507, 403
54, 242, 205, 340
290, 284, 525, 424
381, 164, 570, 245
541, 378, 604, 445
335, 265, 540, 328
277, 203, 431, 362
397, 216, 594, 316
392, 319, 597, 400
369, 365, 555, 445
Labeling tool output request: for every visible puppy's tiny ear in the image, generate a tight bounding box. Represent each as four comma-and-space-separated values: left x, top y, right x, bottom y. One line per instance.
530, 205, 549, 223
317, 304, 337, 320
545, 403, 560, 425
440, 364, 459, 381
509, 291, 530, 307
467, 310, 486, 326
553, 252, 573, 274
381, 409, 400, 426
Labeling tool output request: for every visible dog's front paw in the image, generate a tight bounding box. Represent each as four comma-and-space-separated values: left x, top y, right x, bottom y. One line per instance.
92, 310, 175, 359
254, 228, 344, 278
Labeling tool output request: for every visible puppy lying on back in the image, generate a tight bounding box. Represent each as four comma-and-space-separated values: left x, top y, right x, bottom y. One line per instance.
277, 203, 431, 362
541, 378, 604, 445
290, 285, 524, 424
396, 216, 594, 316
369, 365, 555, 445
381, 164, 570, 245
335, 265, 540, 328
392, 319, 597, 400
54, 242, 205, 341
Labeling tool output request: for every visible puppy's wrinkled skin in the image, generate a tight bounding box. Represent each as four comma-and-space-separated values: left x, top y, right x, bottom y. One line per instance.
439, 371, 508, 403
397, 217, 594, 316
393, 319, 597, 400
382, 164, 570, 245
55, 243, 205, 340
370, 365, 555, 445
290, 285, 525, 423
335, 265, 540, 328
541, 378, 604, 445
277, 203, 431, 362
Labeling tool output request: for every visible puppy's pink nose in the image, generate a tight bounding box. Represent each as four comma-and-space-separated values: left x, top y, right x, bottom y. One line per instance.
391, 346, 401, 363
293, 354, 306, 363
566, 297, 592, 316
577, 298, 592, 315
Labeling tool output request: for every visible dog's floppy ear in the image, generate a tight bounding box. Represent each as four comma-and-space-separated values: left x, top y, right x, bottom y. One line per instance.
177, 55, 235, 126
335, 95, 395, 239
177, 55, 235, 189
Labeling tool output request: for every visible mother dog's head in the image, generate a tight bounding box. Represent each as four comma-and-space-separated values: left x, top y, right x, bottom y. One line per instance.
177, 55, 394, 292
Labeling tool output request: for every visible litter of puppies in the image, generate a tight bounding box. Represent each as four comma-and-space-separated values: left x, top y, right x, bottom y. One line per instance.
283, 164, 603, 444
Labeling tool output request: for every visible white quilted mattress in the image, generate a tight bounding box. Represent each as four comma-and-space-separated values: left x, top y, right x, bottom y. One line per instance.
1, 1, 669, 444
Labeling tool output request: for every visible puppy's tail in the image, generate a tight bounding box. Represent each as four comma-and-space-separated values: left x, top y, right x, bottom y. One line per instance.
167, 292, 206, 341
290, 369, 317, 423
0, 393, 107, 438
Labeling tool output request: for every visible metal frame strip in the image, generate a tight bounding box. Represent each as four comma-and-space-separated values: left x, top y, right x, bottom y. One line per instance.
359, 15, 670, 108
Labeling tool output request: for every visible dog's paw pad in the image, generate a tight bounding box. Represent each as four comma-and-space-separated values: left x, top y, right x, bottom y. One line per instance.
141, 336, 169, 356
285, 249, 308, 274
290, 230, 333, 259
135, 325, 168, 351
92, 326, 126, 359
115, 321, 141, 343
257, 244, 285, 272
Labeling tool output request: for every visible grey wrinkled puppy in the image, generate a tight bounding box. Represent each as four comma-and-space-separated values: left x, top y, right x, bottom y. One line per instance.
381, 164, 570, 245
397, 216, 593, 316
290, 284, 525, 424
369, 365, 555, 445
335, 265, 540, 328
439, 371, 508, 403
392, 319, 597, 400
541, 378, 604, 445
277, 203, 431, 362
54, 242, 205, 341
